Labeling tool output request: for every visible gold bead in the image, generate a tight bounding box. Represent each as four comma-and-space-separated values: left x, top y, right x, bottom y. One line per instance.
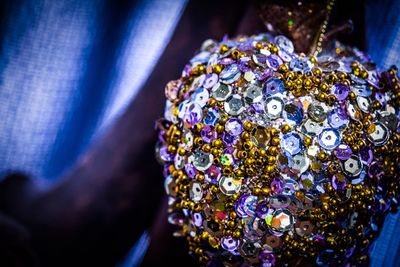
177, 147, 186, 156
219, 113, 228, 123
316, 92, 327, 102
348, 91, 356, 100
232, 230, 241, 238
285, 72, 295, 80
208, 98, 217, 107
279, 63, 289, 72
227, 220, 235, 228
219, 45, 229, 54
271, 136, 281, 146
255, 42, 262, 49
241, 131, 250, 140
194, 137, 203, 146
243, 140, 254, 150
270, 45, 279, 54
319, 82, 329, 92
304, 78, 313, 89
231, 49, 241, 60
237, 150, 248, 159
211, 139, 222, 147
243, 121, 253, 131
265, 165, 275, 173
215, 123, 224, 133
317, 151, 328, 161
281, 124, 291, 133
167, 145, 177, 154
202, 144, 211, 153
212, 64, 222, 74
303, 136, 312, 147
253, 187, 261, 195
262, 187, 271, 195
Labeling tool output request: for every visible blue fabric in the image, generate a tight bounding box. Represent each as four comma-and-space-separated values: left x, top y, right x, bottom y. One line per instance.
365, 1, 400, 266
0, 0, 398, 266
0, 0, 187, 181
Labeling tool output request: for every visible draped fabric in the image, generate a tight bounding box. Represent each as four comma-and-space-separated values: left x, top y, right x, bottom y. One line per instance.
0, 0, 398, 266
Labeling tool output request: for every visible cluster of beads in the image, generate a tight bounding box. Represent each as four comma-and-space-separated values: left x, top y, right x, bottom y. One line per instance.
156, 33, 400, 266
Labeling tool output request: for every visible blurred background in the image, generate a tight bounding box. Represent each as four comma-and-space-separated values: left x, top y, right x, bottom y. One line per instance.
0, 0, 399, 266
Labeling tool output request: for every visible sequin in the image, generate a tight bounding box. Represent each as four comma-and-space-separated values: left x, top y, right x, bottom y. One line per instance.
174, 154, 185, 169
219, 176, 241, 195
200, 125, 217, 143
259, 251, 276, 264
204, 165, 221, 184
203, 108, 220, 125
225, 118, 243, 136
330, 83, 349, 101
274, 35, 294, 53
281, 132, 302, 156
283, 102, 304, 125
351, 84, 372, 97
192, 150, 213, 171
182, 102, 203, 127
211, 82, 232, 101
328, 109, 349, 129
368, 122, 389, 146
164, 175, 177, 197
221, 151, 234, 166
264, 235, 282, 251
221, 236, 239, 251
203, 73, 219, 89
185, 164, 196, 178
269, 194, 291, 209
191, 87, 209, 107
264, 96, 284, 119
268, 209, 295, 232
224, 95, 245, 116
359, 147, 373, 165
290, 154, 310, 174
240, 239, 260, 257
243, 195, 258, 216
190, 182, 203, 202
318, 128, 340, 150
220, 64, 241, 84
244, 84, 263, 103
266, 55, 283, 71
159, 145, 173, 162
318, 58, 340, 72
256, 201, 270, 219
289, 58, 312, 72
295, 220, 315, 236
192, 212, 203, 227
302, 119, 324, 136
165, 80, 180, 102
263, 78, 285, 96
308, 103, 327, 122
377, 111, 398, 131
332, 173, 347, 191
334, 144, 352, 160
181, 129, 194, 150
252, 53, 268, 67
342, 155, 363, 177
356, 96, 370, 112
190, 74, 206, 91
278, 49, 293, 62
251, 126, 271, 148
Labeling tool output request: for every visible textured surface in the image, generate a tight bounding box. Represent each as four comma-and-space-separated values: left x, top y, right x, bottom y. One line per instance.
0, 0, 398, 266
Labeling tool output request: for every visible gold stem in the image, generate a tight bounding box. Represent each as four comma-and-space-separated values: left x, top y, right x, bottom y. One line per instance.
309, 0, 336, 57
